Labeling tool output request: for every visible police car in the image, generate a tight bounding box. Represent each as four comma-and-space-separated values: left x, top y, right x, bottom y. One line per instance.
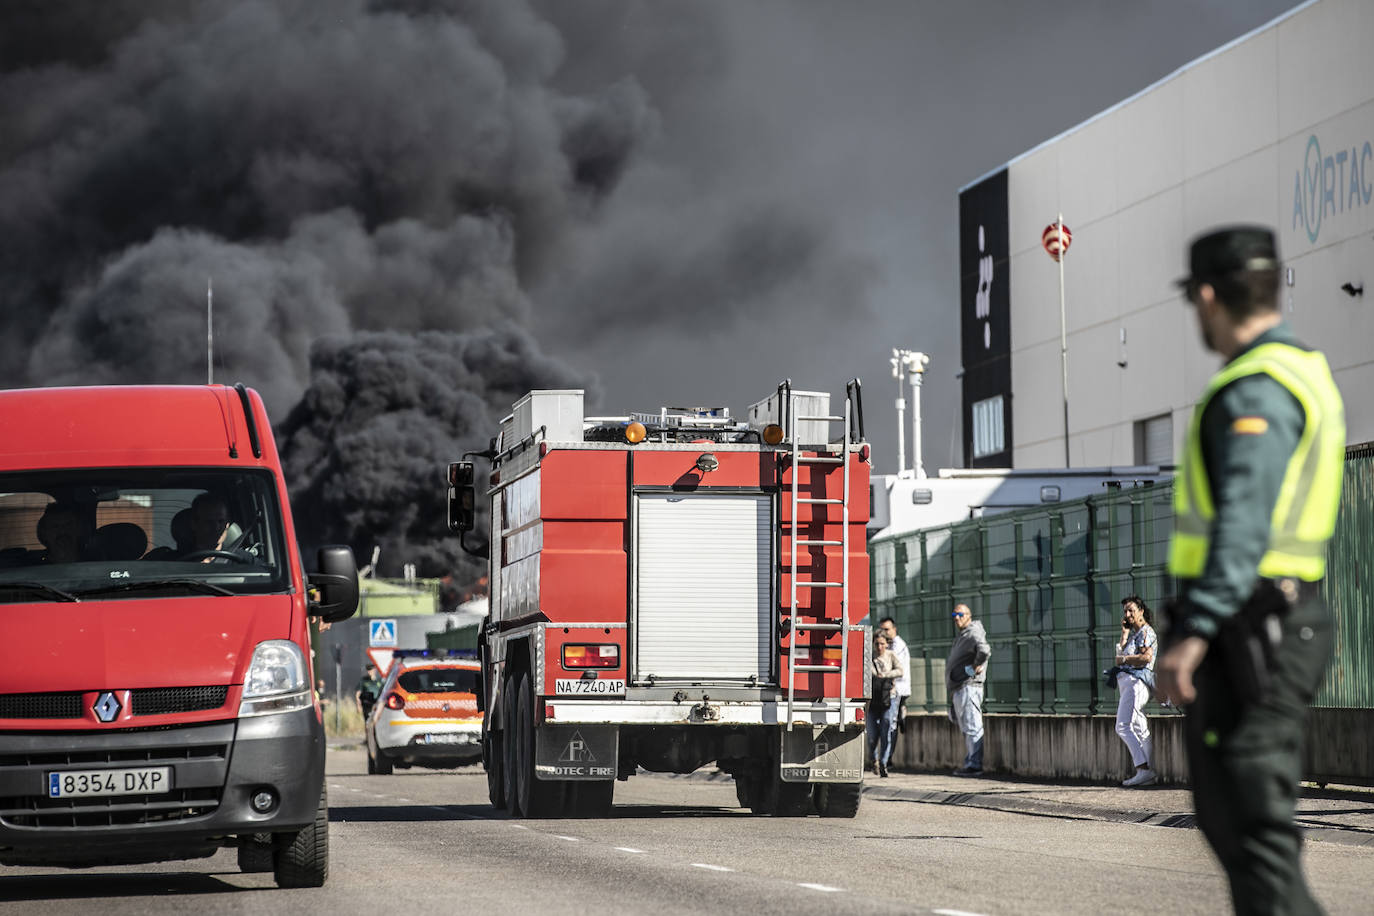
365, 650, 482, 774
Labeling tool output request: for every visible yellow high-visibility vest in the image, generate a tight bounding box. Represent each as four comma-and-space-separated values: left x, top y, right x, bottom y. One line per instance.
1169, 341, 1345, 581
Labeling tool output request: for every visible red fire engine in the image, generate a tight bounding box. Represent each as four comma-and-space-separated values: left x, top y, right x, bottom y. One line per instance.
448, 380, 871, 818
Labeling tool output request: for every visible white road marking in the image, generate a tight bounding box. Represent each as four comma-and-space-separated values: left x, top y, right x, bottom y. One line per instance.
691, 863, 734, 872
554, 835, 581, 842
798, 883, 844, 893
615, 847, 645, 854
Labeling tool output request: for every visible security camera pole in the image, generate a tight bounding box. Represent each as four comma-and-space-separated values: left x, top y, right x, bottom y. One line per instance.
890, 349, 908, 475
906, 351, 930, 479
890, 349, 931, 477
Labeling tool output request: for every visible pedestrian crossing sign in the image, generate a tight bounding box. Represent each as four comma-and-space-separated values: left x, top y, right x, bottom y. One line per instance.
369, 619, 397, 647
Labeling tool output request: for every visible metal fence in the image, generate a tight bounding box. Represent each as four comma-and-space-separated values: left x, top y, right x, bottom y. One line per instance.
871, 448, 1374, 715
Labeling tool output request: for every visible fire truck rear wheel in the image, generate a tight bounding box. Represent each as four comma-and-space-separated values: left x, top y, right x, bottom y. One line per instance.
512, 671, 566, 818
813, 782, 862, 818
484, 728, 506, 809
567, 780, 614, 818
751, 770, 811, 816
502, 676, 521, 814
734, 775, 757, 810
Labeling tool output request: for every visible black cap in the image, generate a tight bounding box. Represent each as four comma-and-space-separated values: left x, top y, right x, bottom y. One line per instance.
1176, 225, 1280, 287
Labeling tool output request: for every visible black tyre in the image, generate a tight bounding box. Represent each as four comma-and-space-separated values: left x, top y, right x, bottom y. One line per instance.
237, 834, 274, 873
374, 747, 393, 776
485, 728, 506, 809
813, 782, 862, 818
734, 774, 756, 810
513, 672, 565, 818
567, 780, 614, 818
502, 675, 521, 815
752, 769, 811, 817
273, 784, 329, 888
366, 746, 377, 775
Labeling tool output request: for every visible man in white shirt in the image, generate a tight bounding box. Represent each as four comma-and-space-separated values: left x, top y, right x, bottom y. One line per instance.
878, 617, 910, 772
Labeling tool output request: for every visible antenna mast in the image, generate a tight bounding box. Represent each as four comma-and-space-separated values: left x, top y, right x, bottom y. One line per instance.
207, 278, 213, 385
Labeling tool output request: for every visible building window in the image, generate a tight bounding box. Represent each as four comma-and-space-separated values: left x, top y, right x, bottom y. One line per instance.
1134, 413, 1173, 466
971, 395, 1004, 459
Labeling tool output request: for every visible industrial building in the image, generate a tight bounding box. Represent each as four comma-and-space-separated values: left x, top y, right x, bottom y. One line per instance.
959, 0, 1373, 469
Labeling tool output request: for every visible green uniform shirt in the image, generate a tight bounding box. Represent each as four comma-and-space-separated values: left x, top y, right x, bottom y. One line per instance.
1181, 323, 1307, 638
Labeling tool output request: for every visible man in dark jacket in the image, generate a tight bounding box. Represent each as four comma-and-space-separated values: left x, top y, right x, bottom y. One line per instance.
945, 603, 991, 775
1158, 225, 1343, 915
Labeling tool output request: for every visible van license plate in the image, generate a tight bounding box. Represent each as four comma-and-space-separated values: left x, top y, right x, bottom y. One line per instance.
48, 767, 171, 798
555, 678, 626, 696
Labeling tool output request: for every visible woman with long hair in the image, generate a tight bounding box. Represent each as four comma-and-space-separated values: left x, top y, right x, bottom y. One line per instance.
1114, 595, 1158, 786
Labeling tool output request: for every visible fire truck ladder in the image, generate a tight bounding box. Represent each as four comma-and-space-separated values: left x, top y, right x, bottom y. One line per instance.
784, 379, 861, 730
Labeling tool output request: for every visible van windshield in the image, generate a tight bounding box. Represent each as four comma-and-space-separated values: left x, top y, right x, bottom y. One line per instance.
0, 468, 291, 601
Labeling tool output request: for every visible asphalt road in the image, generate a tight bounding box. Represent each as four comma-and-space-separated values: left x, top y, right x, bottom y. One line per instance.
2, 747, 1370, 914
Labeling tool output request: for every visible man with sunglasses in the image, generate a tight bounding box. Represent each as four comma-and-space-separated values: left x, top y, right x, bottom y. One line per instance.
1157, 225, 1343, 916
945, 603, 990, 776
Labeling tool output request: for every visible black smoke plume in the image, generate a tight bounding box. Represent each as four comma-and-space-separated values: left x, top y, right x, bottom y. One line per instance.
0, 0, 875, 577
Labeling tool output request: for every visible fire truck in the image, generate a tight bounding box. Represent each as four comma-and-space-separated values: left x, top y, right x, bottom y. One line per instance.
447, 381, 871, 818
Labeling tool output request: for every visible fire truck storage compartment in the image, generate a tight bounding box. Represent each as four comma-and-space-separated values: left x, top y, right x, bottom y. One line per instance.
633, 492, 774, 684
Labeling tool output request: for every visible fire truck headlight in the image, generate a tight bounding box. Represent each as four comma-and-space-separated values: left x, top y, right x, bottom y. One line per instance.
763, 424, 784, 445
625, 421, 647, 444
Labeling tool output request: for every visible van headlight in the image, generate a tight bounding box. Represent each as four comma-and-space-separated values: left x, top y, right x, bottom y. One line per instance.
238, 640, 311, 716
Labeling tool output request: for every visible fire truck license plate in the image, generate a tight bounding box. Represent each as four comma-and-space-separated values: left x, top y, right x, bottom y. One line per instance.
555, 678, 626, 696
47, 767, 171, 798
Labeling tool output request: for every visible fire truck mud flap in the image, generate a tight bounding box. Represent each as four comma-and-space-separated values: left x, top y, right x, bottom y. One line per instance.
535, 725, 618, 780
779, 725, 864, 783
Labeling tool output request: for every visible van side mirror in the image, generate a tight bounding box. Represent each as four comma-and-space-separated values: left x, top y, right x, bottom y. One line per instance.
308, 544, 359, 623
448, 461, 476, 532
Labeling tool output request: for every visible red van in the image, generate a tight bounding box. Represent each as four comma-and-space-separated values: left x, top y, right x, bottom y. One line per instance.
0, 384, 358, 887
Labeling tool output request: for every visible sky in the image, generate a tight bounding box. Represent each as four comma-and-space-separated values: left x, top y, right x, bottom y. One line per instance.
0, 0, 1304, 576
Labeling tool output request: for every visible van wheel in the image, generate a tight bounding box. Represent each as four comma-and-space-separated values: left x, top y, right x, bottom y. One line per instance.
567, 780, 614, 818
366, 746, 377, 775
236, 833, 274, 872
484, 729, 506, 809
273, 784, 329, 888
373, 748, 393, 776
813, 782, 862, 818
512, 672, 565, 818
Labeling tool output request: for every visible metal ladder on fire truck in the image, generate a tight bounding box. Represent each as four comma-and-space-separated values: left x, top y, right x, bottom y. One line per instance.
783, 378, 864, 730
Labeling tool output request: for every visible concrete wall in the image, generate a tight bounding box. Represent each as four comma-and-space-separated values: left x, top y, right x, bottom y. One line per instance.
890, 709, 1371, 786
1001, 0, 1374, 467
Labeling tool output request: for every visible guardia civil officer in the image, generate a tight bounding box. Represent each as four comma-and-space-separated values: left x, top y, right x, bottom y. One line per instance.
1156, 226, 1344, 916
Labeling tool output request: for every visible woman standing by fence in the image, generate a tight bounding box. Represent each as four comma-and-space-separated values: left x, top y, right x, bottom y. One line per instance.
1113, 596, 1158, 787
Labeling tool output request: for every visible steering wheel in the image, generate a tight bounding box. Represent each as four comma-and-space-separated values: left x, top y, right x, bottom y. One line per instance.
181, 549, 252, 564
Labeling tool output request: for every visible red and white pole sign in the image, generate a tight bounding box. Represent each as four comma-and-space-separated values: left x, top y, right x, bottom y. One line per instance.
1042, 220, 1072, 262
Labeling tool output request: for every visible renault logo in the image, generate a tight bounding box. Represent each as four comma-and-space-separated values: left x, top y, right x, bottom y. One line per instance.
93, 691, 122, 723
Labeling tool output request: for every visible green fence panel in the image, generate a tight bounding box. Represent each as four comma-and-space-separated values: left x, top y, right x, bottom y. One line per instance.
870, 453, 1371, 714
1320, 445, 1374, 708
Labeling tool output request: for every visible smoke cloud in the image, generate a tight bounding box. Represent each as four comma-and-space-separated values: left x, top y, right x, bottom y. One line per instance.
0, 0, 877, 577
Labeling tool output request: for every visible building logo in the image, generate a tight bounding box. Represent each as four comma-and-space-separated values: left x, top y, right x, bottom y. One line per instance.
976, 225, 993, 350
1292, 133, 1373, 244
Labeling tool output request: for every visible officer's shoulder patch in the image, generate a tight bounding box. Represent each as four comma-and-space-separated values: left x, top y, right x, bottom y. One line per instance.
1230, 416, 1269, 435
